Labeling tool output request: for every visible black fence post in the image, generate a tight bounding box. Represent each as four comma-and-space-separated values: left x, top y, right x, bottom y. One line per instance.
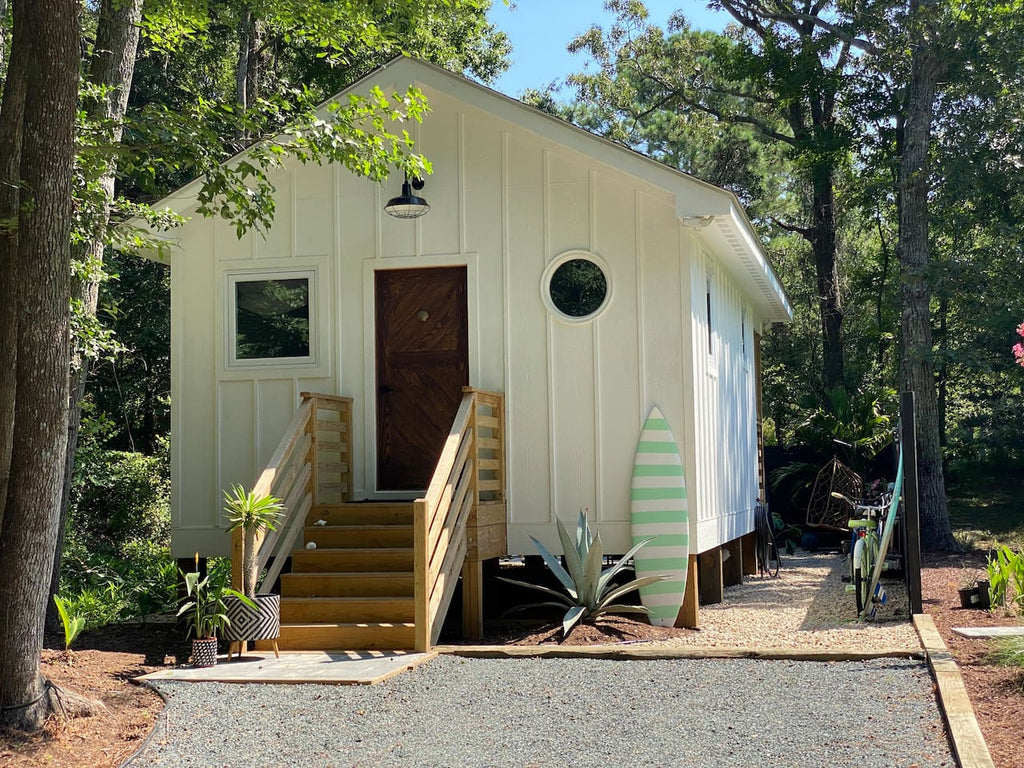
900, 391, 923, 615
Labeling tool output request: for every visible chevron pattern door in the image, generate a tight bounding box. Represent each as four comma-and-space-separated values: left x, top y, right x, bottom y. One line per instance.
375, 267, 468, 490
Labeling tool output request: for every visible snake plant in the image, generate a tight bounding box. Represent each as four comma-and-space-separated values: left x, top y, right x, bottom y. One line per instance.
499, 509, 667, 637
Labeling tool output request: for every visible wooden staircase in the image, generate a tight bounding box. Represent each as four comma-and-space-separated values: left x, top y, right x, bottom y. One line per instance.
271, 502, 417, 651
243, 389, 506, 655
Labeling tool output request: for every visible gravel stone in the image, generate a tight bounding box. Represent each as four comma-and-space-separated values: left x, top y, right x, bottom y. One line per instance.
660, 552, 921, 652
135, 655, 953, 768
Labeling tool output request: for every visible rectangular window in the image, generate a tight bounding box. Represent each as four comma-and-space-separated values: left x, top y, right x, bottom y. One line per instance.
741, 307, 747, 358
705, 274, 713, 355
228, 271, 314, 366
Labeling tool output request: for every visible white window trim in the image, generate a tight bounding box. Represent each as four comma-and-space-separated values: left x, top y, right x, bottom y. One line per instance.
225, 268, 318, 369
540, 249, 613, 324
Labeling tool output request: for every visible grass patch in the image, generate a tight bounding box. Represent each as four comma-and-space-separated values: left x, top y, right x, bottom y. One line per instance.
947, 468, 1024, 550
985, 637, 1024, 693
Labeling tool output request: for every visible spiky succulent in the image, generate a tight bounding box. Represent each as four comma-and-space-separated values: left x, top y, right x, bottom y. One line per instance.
499, 509, 667, 637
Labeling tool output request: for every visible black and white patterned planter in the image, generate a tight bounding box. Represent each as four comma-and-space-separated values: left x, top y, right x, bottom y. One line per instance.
192, 637, 218, 667
222, 593, 281, 643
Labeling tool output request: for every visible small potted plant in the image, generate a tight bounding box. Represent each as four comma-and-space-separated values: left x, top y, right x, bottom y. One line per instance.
178, 556, 251, 667
958, 572, 982, 609
221, 484, 285, 656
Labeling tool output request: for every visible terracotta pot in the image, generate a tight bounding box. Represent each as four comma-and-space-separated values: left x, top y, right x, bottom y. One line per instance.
222, 593, 280, 642
192, 637, 218, 667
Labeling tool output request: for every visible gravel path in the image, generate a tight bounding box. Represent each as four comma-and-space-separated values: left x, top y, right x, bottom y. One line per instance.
132, 655, 953, 768
658, 552, 921, 652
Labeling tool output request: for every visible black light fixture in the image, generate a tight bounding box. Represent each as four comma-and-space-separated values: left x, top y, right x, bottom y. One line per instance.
384, 173, 430, 219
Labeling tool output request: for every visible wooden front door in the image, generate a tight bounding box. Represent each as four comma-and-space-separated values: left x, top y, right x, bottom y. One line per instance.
375, 267, 469, 490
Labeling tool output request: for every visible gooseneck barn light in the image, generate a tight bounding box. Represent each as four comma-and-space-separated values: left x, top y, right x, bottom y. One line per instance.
384, 173, 430, 219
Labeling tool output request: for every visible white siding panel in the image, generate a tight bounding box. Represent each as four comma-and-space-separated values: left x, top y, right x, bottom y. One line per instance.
593, 175, 640, 526
505, 133, 550, 540
173, 218, 219, 546
462, 119, 505, 390
295, 163, 334, 256
215, 213, 255, 262
217, 379, 255, 503
257, 166, 292, 259
417, 91, 461, 256
256, 379, 297, 468
550, 323, 597, 522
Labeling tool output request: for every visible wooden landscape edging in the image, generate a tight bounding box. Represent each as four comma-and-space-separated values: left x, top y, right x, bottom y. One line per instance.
913, 614, 996, 768
435, 645, 922, 662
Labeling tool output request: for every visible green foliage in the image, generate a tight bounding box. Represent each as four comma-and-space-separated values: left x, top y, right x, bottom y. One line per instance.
772, 512, 802, 556
53, 596, 86, 652
987, 545, 1024, 613
177, 562, 253, 640
498, 510, 667, 637
985, 637, 1024, 679
223, 484, 285, 598
789, 387, 895, 463
223, 485, 285, 534
60, 420, 176, 627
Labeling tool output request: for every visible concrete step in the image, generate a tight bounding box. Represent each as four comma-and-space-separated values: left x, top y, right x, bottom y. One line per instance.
280, 596, 414, 624
265, 622, 416, 651
279, 571, 414, 598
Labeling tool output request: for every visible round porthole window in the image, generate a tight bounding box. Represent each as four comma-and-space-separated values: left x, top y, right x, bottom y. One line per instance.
542, 252, 611, 322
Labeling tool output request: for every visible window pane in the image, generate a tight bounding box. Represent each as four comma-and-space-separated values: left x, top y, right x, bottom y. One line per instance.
548, 258, 607, 318
235, 278, 310, 360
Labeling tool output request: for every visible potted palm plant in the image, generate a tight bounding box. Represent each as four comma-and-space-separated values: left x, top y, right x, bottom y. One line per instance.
221, 484, 285, 656
178, 557, 251, 667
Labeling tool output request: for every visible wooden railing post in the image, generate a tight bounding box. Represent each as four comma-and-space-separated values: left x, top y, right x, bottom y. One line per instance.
413, 498, 430, 652
307, 395, 319, 507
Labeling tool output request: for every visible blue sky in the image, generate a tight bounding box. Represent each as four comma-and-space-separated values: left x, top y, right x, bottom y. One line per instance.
487, 1, 730, 97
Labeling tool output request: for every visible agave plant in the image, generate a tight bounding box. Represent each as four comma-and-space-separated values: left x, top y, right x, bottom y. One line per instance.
499, 509, 667, 637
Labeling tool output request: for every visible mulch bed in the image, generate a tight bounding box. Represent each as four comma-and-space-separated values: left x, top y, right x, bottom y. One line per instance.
920, 551, 1024, 768
2, 554, 1022, 768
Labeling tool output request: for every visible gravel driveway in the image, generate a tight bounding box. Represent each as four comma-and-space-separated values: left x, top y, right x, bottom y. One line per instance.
128, 655, 953, 768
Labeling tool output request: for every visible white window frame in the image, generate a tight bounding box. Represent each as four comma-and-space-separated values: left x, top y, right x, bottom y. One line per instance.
541, 250, 613, 324
226, 268, 318, 368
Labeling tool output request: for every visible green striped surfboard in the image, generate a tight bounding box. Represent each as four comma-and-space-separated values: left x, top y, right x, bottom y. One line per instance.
630, 406, 689, 627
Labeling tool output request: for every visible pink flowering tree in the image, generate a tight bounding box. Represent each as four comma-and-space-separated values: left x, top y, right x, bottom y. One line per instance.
1014, 322, 1024, 368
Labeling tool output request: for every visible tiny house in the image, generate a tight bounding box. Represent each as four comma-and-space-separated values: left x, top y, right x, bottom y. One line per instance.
137, 57, 792, 650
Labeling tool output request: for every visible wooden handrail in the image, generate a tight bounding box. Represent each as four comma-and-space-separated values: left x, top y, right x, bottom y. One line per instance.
230, 392, 353, 598
413, 389, 505, 651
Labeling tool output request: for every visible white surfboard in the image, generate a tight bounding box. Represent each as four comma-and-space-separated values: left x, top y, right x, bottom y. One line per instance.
630, 406, 690, 627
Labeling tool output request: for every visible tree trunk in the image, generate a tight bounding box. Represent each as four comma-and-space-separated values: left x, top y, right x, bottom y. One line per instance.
811, 170, 845, 395
48, 0, 143, 632
897, 4, 956, 552
0, 0, 28, 536
0, 0, 80, 732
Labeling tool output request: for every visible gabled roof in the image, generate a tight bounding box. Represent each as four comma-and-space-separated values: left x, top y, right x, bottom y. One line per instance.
135, 56, 792, 323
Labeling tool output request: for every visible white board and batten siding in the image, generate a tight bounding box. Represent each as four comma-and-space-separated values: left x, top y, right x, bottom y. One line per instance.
685, 241, 762, 553
159, 57, 789, 559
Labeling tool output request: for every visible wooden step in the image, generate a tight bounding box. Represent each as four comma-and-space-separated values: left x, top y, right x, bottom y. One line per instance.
279, 572, 414, 597
263, 622, 416, 651
303, 524, 413, 549
309, 502, 414, 526
291, 547, 414, 573
280, 596, 414, 624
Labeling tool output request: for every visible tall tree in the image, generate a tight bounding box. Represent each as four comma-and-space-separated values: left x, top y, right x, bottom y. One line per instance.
0, 0, 88, 731
570, 0, 861, 395
49, 0, 145, 631
895, 0, 956, 550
